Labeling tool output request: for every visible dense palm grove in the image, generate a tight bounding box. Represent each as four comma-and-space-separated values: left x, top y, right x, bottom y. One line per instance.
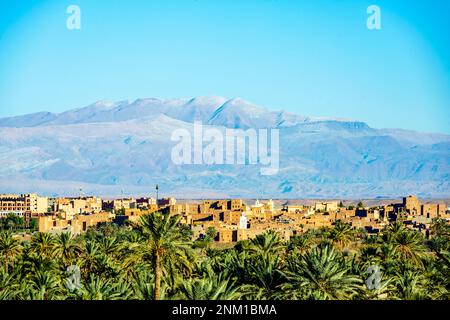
1, 213, 450, 300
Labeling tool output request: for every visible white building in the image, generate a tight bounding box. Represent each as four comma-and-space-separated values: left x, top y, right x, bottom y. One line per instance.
239, 212, 248, 230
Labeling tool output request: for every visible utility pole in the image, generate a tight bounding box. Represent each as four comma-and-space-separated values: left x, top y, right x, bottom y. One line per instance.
156, 184, 159, 208
121, 189, 124, 209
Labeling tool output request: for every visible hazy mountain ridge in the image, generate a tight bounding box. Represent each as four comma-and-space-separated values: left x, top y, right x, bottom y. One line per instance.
0, 96, 353, 129
0, 96, 449, 198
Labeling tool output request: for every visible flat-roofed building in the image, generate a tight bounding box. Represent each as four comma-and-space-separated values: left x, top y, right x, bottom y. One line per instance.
38, 211, 112, 234
285, 205, 304, 214
422, 203, 446, 219
403, 195, 421, 215
314, 201, 338, 212
0, 193, 48, 216
54, 197, 102, 220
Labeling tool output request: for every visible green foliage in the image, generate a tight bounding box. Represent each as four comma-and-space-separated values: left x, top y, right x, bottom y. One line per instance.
0, 217, 450, 300
0, 214, 25, 231
205, 227, 218, 242
29, 218, 38, 231
328, 220, 355, 249
280, 244, 362, 299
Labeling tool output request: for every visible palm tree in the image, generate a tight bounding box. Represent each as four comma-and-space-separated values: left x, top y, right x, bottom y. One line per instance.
384, 223, 428, 268
132, 268, 160, 300
430, 218, 450, 238
138, 213, 193, 300
0, 232, 22, 273
98, 236, 121, 256
53, 232, 81, 267
421, 261, 450, 299
429, 218, 450, 252
113, 277, 134, 299
393, 268, 426, 300
240, 253, 284, 299
73, 274, 132, 300
384, 221, 406, 241
248, 230, 284, 257
30, 232, 56, 258
80, 240, 101, 277
359, 244, 382, 265
176, 267, 240, 300
328, 221, 354, 249
287, 234, 313, 255
280, 244, 362, 299
29, 269, 62, 300
360, 275, 394, 300
80, 240, 120, 279
225, 249, 254, 284
205, 248, 227, 271
78, 275, 117, 300
0, 265, 18, 299
394, 232, 427, 267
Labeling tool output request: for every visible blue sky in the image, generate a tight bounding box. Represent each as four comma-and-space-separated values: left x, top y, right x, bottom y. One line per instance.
0, 0, 449, 133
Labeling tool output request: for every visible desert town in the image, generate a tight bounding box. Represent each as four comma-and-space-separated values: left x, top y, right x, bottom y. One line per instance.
1, 192, 449, 242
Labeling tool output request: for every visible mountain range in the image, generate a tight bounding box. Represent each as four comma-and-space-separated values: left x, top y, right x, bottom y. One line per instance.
0, 96, 449, 199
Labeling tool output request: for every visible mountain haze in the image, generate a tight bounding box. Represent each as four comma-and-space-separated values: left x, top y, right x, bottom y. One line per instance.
0, 97, 449, 198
